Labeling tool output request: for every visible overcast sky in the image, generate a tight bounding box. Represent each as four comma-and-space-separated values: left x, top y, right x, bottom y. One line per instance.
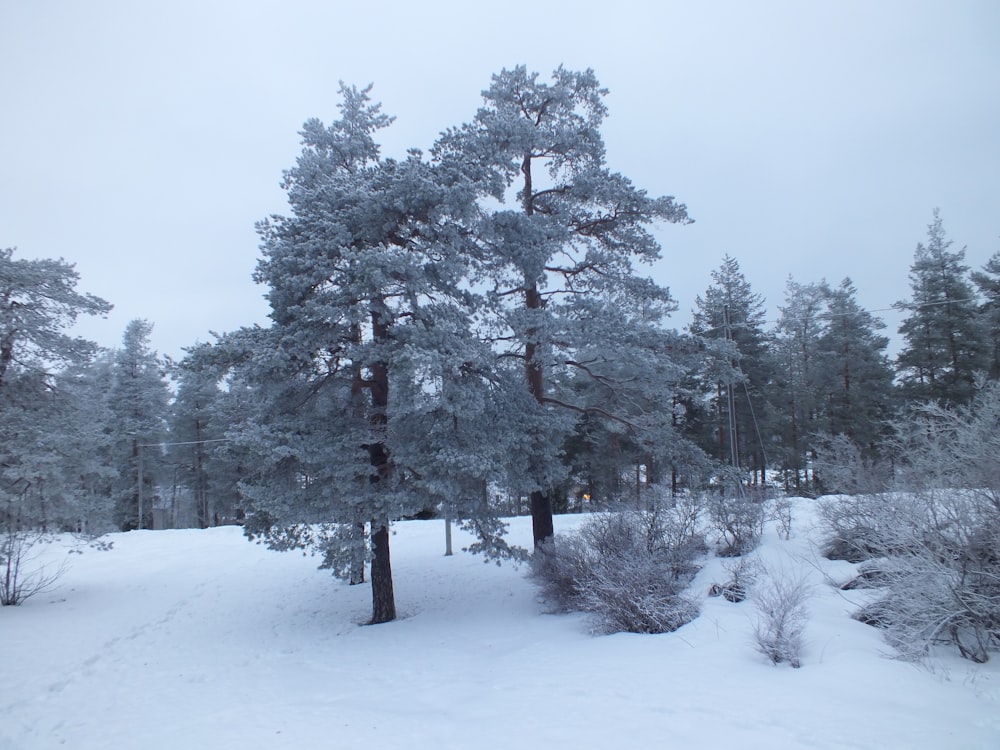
3, 1, 998, 360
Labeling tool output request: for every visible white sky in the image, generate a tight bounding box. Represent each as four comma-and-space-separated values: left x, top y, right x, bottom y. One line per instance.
2, 0, 998, 359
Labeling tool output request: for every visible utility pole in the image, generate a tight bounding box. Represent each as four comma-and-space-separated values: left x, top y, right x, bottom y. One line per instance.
723, 305, 744, 499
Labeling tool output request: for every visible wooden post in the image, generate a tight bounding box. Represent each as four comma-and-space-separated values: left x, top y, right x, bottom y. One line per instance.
444, 508, 453, 556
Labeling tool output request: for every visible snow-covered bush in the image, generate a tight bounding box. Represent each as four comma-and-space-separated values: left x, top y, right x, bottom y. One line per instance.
706, 490, 765, 557
811, 432, 892, 497
1, 529, 66, 606
817, 491, 919, 563
846, 487, 1000, 663
768, 495, 793, 541
530, 506, 705, 634
823, 384, 1000, 662
752, 568, 810, 668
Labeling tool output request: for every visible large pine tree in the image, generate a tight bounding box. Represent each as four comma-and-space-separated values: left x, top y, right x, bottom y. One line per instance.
817, 278, 896, 450
108, 319, 171, 531
688, 255, 776, 486
0, 247, 112, 535
896, 210, 986, 407
234, 84, 491, 623
972, 251, 1000, 379
436, 66, 692, 545
771, 278, 828, 489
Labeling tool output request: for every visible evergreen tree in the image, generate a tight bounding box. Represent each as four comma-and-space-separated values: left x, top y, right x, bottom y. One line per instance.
0, 247, 111, 392
771, 277, 896, 491
689, 255, 776, 485
108, 319, 171, 531
816, 278, 896, 452
0, 247, 111, 533
169, 348, 238, 528
235, 83, 489, 623
436, 65, 692, 545
771, 278, 828, 490
972, 251, 1000, 379
47, 354, 118, 532
896, 211, 986, 406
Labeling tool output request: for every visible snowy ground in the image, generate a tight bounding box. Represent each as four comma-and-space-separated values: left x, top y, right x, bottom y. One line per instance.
3, 499, 999, 750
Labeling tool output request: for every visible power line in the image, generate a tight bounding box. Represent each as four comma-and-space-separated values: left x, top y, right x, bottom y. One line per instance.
138, 438, 230, 448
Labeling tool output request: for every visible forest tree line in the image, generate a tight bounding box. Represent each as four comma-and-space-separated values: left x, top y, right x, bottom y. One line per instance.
2, 68, 998, 622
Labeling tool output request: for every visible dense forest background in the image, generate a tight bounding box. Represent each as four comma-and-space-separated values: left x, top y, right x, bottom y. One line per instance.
5, 207, 995, 533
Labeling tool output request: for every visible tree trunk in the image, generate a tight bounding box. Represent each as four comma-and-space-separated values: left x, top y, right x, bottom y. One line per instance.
520, 149, 557, 549
530, 490, 554, 547
366, 308, 396, 623
524, 280, 555, 549
370, 521, 396, 624
349, 521, 366, 585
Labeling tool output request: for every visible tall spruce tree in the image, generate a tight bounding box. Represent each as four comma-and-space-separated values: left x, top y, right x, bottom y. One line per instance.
771, 277, 896, 491
771, 278, 828, 490
168, 349, 239, 528
816, 278, 896, 451
896, 210, 986, 407
972, 251, 1000, 379
108, 319, 171, 531
689, 255, 776, 485
435, 66, 692, 545
0, 247, 111, 533
53, 354, 118, 532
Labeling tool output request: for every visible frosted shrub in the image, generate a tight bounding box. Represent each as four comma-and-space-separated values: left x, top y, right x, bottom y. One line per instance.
706, 490, 765, 557
1, 530, 66, 606
753, 569, 810, 668
769, 495, 793, 541
851, 489, 1000, 663
530, 507, 705, 634
812, 432, 892, 497
817, 492, 919, 563
825, 384, 1000, 662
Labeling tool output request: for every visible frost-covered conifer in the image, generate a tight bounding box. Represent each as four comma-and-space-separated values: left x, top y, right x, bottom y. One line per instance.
234, 84, 491, 623
0, 247, 112, 599
896, 211, 987, 406
107, 319, 171, 531
436, 66, 693, 544
771, 278, 828, 488
816, 278, 896, 450
971, 250, 1000, 379
688, 255, 776, 485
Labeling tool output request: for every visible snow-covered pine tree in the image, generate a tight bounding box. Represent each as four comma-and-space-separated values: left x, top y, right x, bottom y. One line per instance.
816, 278, 896, 452
771, 278, 829, 490
0, 247, 111, 601
44, 354, 118, 533
0, 247, 111, 394
168, 349, 240, 528
236, 84, 491, 623
971, 250, 1000, 380
0, 248, 112, 529
435, 66, 692, 545
895, 210, 987, 407
689, 255, 777, 486
107, 319, 171, 531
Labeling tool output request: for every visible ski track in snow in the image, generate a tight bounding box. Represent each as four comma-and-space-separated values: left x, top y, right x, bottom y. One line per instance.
2, 500, 999, 750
